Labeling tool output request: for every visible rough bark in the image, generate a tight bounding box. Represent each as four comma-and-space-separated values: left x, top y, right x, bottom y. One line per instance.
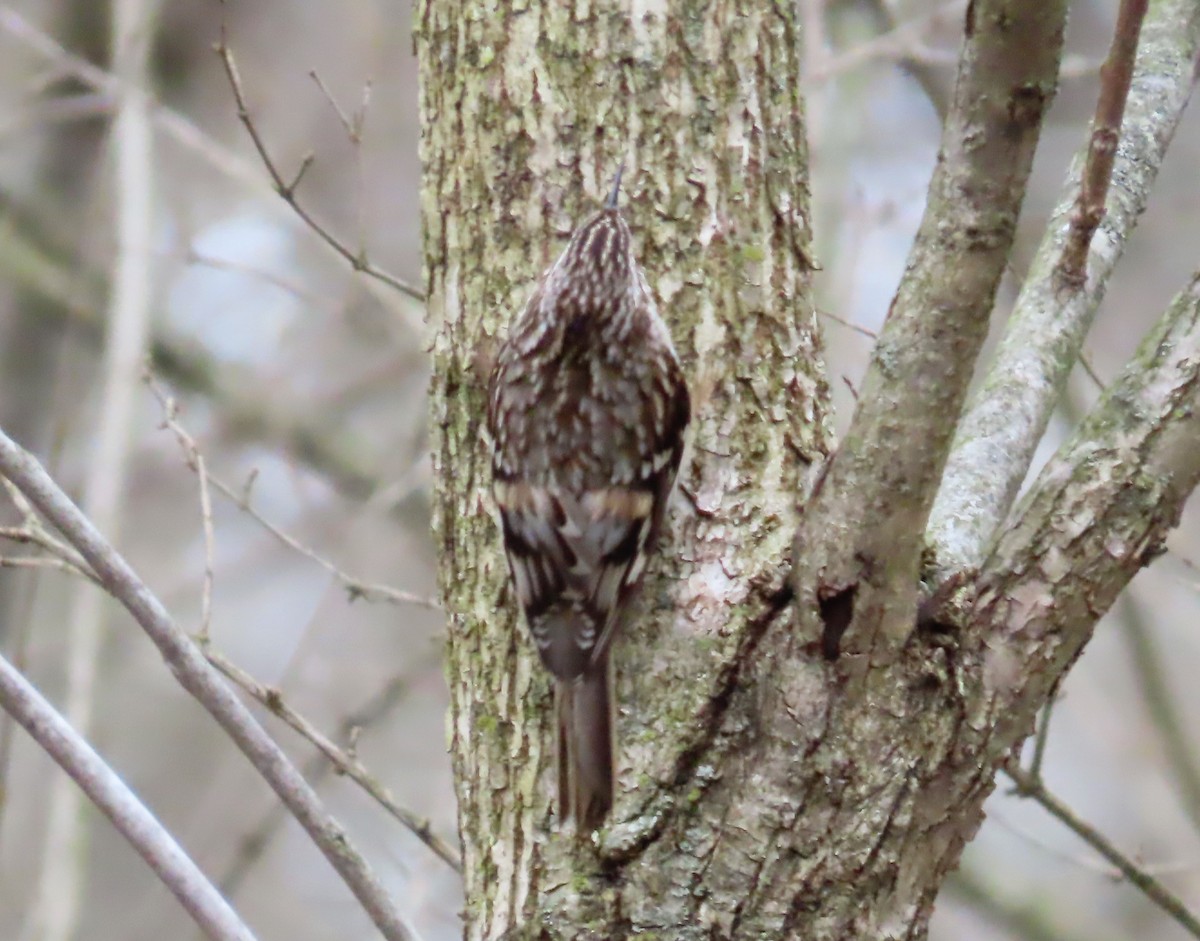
418, 0, 826, 937
418, 1, 1200, 939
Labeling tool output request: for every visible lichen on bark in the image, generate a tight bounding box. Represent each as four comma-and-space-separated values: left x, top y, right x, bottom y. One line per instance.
417, 0, 1200, 939
417, 0, 825, 936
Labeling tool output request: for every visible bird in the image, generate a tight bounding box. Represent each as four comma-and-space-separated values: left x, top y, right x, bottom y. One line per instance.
486, 166, 690, 830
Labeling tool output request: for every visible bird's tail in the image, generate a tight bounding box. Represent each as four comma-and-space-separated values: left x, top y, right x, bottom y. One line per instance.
555, 653, 614, 831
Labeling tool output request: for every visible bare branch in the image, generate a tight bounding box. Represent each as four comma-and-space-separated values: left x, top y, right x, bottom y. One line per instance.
794, 0, 1068, 658
963, 268, 1200, 773
1006, 765, 1200, 939
0, 517, 99, 586
928, 0, 1200, 577
0, 428, 417, 941
309, 70, 367, 144
815, 306, 877, 339
218, 670, 429, 895
147, 379, 439, 611
0, 653, 257, 941
214, 24, 423, 303
205, 648, 461, 873
1028, 695, 1056, 781
0, 554, 87, 580
308, 70, 374, 260
1055, 0, 1149, 288
152, 388, 219, 641
0, 5, 423, 337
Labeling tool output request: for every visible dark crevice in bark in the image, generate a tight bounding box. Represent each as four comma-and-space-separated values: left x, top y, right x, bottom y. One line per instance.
818, 581, 857, 659
603, 574, 796, 867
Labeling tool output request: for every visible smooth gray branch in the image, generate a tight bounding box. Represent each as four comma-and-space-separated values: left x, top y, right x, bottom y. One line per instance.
0, 427, 416, 941
928, 0, 1200, 577
0, 653, 256, 941
206, 648, 461, 872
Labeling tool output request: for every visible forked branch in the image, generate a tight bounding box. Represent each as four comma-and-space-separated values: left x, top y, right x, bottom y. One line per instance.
214, 21, 423, 303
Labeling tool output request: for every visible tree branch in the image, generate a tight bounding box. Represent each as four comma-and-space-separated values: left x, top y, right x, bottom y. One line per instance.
927, 0, 1199, 577
218, 670, 429, 896
794, 0, 1067, 659
213, 23, 423, 303
964, 268, 1200, 762
0, 428, 417, 941
205, 648, 461, 872
0, 653, 257, 941
1055, 0, 1149, 288
1006, 765, 1200, 939
149, 381, 438, 610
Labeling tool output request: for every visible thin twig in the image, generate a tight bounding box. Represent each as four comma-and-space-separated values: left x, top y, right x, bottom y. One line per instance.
146, 378, 439, 610
988, 806, 1158, 877
0, 6, 424, 339
214, 23, 423, 303
1078, 352, 1106, 390
0, 653, 257, 941
816, 306, 877, 339
1006, 764, 1200, 939
0, 522, 99, 584
184, 248, 329, 308
142, 382, 219, 640
308, 70, 368, 144
305, 70, 372, 263
206, 649, 461, 873
0, 427, 417, 941
0, 554, 98, 582
1029, 695, 1055, 780
1055, 0, 1149, 288
219, 669, 425, 895
197, 453, 216, 641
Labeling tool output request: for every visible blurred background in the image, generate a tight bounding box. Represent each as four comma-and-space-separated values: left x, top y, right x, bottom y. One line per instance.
0, 1, 1196, 939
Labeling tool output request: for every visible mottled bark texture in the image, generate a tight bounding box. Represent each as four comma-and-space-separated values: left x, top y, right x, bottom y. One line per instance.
418, 1, 1200, 939
418, 0, 825, 936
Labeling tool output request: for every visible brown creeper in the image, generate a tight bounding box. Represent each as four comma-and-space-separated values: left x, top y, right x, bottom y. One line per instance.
486, 168, 690, 829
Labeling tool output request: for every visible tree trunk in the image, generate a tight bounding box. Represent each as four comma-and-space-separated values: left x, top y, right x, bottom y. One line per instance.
416, 1, 1200, 938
